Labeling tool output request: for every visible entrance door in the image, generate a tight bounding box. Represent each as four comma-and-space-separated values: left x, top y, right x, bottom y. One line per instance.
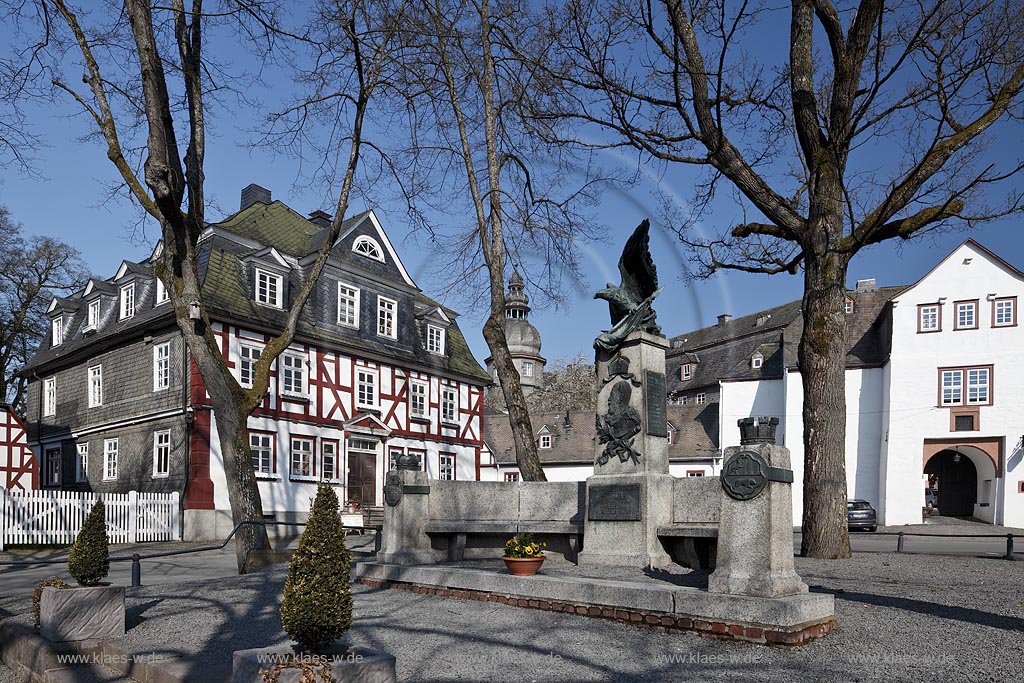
346, 438, 378, 507
924, 450, 977, 517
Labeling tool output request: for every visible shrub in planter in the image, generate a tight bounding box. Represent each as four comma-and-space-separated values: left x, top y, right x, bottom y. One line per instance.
68, 499, 109, 586
280, 483, 353, 653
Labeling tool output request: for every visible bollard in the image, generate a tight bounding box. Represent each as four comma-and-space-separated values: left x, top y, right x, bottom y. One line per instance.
131, 553, 141, 587
374, 527, 382, 554
896, 532, 905, 553
1007, 534, 1015, 561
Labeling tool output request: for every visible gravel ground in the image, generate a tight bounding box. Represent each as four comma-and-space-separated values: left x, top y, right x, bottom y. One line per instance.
2, 553, 1022, 682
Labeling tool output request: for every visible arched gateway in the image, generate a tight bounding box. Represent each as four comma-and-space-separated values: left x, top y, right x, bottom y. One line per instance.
923, 440, 1001, 521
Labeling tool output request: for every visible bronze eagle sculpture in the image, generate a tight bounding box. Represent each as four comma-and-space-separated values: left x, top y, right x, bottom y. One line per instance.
594, 219, 662, 354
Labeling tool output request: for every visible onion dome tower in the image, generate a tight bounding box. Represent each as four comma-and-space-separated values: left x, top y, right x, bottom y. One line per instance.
486, 269, 546, 395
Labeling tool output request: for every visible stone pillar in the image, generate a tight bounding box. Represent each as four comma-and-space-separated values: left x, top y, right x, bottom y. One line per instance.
708, 418, 807, 598
377, 467, 433, 565
578, 331, 673, 568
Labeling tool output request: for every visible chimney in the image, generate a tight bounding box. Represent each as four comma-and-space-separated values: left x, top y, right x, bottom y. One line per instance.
308, 210, 332, 228
563, 411, 571, 428
717, 314, 733, 326
240, 184, 272, 210
855, 278, 877, 293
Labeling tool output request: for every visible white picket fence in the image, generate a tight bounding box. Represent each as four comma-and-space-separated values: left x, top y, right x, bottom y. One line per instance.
0, 489, 180, 550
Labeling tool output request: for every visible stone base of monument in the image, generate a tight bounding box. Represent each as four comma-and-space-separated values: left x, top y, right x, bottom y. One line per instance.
577, 473, 674, 569
352, 562, 835, 646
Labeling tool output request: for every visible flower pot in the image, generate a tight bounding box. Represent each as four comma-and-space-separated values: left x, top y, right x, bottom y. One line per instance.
39, 584, 125, 642
503, 556, 545, 576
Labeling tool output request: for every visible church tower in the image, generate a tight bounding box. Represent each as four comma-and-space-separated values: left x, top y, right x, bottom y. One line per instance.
486, 270, 546, 394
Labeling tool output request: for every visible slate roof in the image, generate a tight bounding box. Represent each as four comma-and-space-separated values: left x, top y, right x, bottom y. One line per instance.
483, 405, 718, 465
23, 201, 490, 385
667, 285, 905, 393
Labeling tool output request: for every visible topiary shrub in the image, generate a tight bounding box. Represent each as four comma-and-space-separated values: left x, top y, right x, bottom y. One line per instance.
280, 483, 352, 653
68, 499, 110, 586
33, 577, 69, 629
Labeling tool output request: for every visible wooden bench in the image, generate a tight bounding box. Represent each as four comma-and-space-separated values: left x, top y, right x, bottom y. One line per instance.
425, 520, 584, 562
657, 524, 719, 570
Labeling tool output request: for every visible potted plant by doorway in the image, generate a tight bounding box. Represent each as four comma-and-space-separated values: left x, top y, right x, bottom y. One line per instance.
503, 533, 547, 576
231, 483, 396, 682
39, 499, 126, 642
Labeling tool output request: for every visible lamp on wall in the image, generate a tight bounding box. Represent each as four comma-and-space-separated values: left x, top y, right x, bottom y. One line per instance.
953, 445, 961, 464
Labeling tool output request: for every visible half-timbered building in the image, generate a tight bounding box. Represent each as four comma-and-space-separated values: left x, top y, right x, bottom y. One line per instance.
20, 185, 490, 538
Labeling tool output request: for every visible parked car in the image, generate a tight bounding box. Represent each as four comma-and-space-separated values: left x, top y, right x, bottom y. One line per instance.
925, 488, 939, 508
847, 500, 877, 532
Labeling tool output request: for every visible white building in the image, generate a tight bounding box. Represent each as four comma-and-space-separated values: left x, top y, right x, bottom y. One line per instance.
677, 239, 1023, 527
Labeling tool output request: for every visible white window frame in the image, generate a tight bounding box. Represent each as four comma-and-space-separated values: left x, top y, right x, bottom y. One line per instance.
356, 368, 378, 409
119, 283, 136, 320
682, 364, 692, 381
153, 342, 171, 391
255, 268, 283, 308
751, 354, 763, 369
409, 380, 428, 418
290, 437, 314, 478
86, 299, 101, 329
966, 368, 990, 405
539, 433, 552, 449
696, 392, 707, 405
427, 324, 445, 354
377, 296, 397, 339
76, 443, 88, 482
441, 386, 457, 423
844, 298, 854, 314
43, 377, 56, 417
353, 235, 385, 262
103, 438, 118, 481
994, 298, 1016, 327
955, 301, 977, 330
439, 453, 455, 481
51, 317, 64, 346
321, 440, 339, 481
337, 282, 360, 328
45, 447, 61, 486
250, 432, 274, 476
88, 365, 103, 408
504, 472, 520, 482
280, 352, 307, 397
940, 366, 991, 406
155, 277, 170, 305
152, 429, 171, 478
919, 304, 940, 332
522, 361, 534, 378
687, 471, 706, 477
941, 369, 963, 406
239, 344, 262, 389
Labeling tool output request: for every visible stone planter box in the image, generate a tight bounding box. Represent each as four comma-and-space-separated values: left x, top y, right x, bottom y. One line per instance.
232, 642, 396, 683
39, 584, 125, 642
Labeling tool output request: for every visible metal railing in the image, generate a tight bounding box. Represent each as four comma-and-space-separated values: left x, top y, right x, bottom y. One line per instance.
871, 530, 1018, 560
0, 520, 382, 587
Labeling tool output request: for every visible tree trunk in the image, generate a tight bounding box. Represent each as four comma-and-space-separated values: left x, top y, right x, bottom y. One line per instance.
798, 246, 852, 559
208, 401, 269, 572
483, 312, 547, 481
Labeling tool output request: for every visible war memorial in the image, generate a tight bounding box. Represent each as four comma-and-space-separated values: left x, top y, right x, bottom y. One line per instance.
359, 221, 837, 645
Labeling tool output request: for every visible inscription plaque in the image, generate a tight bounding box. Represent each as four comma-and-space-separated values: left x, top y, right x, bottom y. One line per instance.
645, 371, 668, 437
588, 483, 642, 521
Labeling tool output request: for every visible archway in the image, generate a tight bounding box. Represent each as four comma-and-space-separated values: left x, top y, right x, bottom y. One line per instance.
924, 449, 978, 517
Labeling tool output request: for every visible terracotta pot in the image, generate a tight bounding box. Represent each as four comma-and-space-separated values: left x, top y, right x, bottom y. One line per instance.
503, 555, 545, 576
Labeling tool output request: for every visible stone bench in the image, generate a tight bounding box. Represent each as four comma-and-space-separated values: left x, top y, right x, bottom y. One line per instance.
425, 520, 583, 562
657, 524, 719, 570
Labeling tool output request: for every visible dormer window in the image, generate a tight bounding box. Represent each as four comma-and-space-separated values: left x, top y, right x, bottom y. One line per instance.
751, 353, 764, 369
667, 423, 676, 445
681, 364, 692, 381
844, 297, 854, 314
539, 432, 552, 449
155, 277, 170, 305
377, 296, 397, 338
86, 300, 100, 329
255, 268, 283, 308
51, 317, 64, 346
119, 283, 136, 320
353, 235, 384, 262
427, 324, 445, 354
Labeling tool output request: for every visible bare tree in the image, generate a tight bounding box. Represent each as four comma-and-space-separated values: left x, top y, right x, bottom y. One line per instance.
535, 0, 1024, 557
2, 0, 395, 570
0, 207, 89, 412
528, 353, 596, 414
374, 0, 609, 480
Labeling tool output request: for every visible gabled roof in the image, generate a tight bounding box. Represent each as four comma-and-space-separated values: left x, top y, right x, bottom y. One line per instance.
893, 238, 1024, 301
114, 260, 153, 280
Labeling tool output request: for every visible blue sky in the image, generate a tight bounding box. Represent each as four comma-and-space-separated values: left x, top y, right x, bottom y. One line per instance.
2, 5, 1022, 368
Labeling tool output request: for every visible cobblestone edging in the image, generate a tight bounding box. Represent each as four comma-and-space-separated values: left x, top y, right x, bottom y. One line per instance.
358, 578, 835, 646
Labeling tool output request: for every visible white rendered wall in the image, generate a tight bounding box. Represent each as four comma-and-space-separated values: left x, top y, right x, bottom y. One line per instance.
884, 241, 1024, 526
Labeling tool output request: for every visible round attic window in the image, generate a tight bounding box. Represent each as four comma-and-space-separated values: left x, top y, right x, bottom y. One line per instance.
353, 235, 384, 262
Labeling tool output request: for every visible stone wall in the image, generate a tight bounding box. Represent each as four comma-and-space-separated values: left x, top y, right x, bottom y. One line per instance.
672, 476, 720, 524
